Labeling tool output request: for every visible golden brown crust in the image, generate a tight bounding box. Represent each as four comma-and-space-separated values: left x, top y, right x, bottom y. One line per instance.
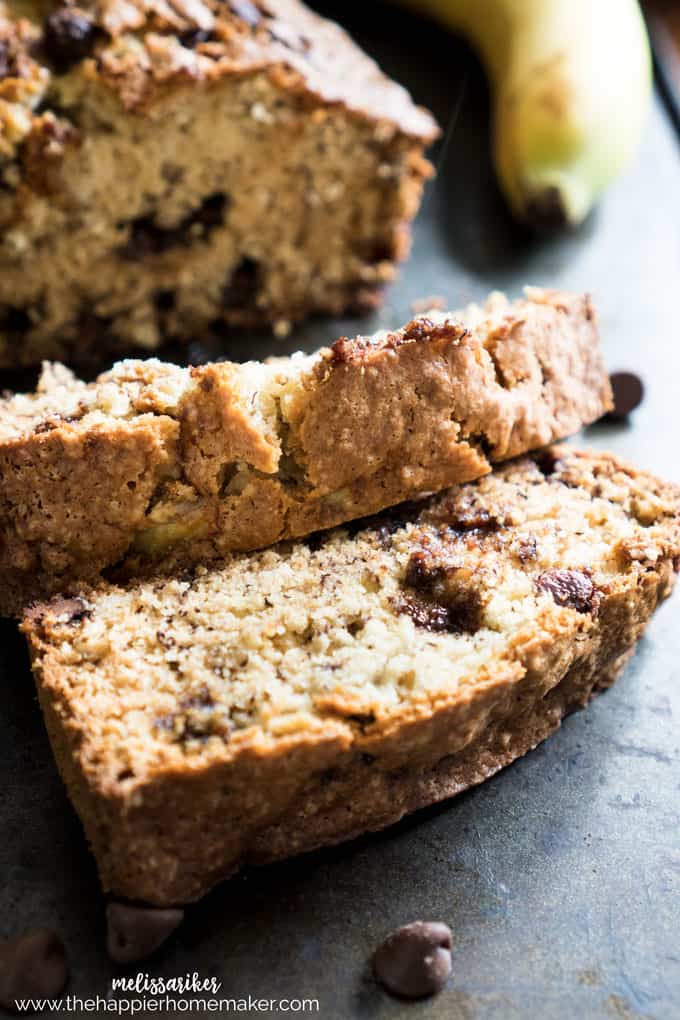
0, 289, 612, 614
0, 0, 437, 365
2, 0, 438, 130
246, 643, 635, 872
22, 446, 680, 904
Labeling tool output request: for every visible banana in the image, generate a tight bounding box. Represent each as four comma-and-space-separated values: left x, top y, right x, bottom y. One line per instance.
401, 0, 652, 228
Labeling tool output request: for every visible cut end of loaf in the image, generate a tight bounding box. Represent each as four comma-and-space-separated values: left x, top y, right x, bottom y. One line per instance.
0, 0, 437, 366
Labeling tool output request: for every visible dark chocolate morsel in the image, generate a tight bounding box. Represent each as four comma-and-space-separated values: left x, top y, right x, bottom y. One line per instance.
607, 372, 644, 420
43, 8, 97, 72
179, 28, 213, 49
0, 931, 68, 1010
106, 903, 184, 963
373, 921, 452, 999
120, 193, 227, 260
536, 569, 598, 614
534, 447, 561, 477
1, 308, 32, 335
222, 257, 260, 310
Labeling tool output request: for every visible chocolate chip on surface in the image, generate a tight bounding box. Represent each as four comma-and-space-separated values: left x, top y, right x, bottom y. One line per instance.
0, 931, 68, 1011
106, 903, 184, 963
43, 8, 97, 72
536, 569, 598, 614
373, 921, 452, 999
607, 371, 644, 420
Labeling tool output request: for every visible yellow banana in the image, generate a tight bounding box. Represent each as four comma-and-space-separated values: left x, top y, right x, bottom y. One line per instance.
403, 0, 652, 228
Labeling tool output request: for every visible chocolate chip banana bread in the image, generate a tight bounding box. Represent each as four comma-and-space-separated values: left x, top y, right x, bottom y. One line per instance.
0, 288, 612, 614
23, 447, 680, 905
0, 0, 437, 367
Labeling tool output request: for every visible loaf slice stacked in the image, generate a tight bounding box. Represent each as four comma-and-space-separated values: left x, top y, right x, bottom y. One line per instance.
0, 288, 611, 614
23, 447, 680, 905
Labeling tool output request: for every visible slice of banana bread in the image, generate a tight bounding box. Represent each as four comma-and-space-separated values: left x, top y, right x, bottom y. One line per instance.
0, 0, 437, 367
23, 447, 680, 905
0, 288, 612, 614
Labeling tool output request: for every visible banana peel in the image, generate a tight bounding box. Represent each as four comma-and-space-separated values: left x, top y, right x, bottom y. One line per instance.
399, 0, 652, 228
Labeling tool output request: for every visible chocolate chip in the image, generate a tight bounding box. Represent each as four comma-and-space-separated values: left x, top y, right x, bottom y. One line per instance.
0, 931, 68, 1010
404, 551, 444, 591
222, 257, 260, 310
536, 569, 599, 614
534, 448, 561, 477
154, 290, 175, 313
179, 28, 213, 48
1, 307, 32, 335
304, 531, 328, 552
120, 193, 227, 260
43, 8, 97, 72
192, 192, 227, 230
449, 508, 499, 535
399, 550, 484, 634
228, 0, 262, 26
373, 921, 452, 999
607, 372, 644, 420
106, 903, 184, 964
395, 592, 481, 634
124, 217, 180, 258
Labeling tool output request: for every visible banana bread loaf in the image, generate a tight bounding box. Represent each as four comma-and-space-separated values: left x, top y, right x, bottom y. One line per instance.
0, 288, 612, 614
23, 447, 680, 905
0, 0, 437, 367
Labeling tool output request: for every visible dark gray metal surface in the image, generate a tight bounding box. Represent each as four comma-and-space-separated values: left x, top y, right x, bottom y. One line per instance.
1, 5, 679, 1017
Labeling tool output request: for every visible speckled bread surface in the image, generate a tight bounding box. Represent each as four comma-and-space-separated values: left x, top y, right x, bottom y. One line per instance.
0, 288, 612, 614
0, 0, 437, 367
23, 446, 680, 905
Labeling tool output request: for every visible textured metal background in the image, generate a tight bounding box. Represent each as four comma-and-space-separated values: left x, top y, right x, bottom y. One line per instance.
1, 4, 679, 1017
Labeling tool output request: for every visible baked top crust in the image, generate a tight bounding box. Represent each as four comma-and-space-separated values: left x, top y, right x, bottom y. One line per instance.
0, 288, 612, 613
0, 0, 437, 166
23, 446, 680, 901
